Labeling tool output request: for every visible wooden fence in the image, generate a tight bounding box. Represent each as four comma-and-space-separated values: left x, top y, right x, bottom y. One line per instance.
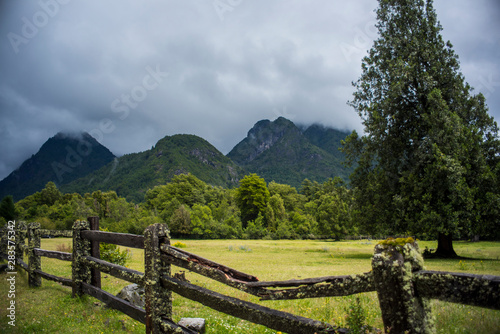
1, 218, 499, 334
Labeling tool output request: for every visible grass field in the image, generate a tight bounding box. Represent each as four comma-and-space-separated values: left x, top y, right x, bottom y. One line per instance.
1, 238, 499, 333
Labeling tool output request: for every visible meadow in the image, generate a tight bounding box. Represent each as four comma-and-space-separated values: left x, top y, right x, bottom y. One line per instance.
1, 238, 499, 333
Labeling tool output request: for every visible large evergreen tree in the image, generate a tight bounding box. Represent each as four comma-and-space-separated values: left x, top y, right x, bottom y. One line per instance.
235, 174, 270, 228
343, 0, 500, 257
0, 195, 17, 222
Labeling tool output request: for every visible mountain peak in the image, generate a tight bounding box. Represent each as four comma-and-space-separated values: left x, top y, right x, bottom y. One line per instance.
228, 118, 352, 187
62, 133, 245, 202
232, 117, 301, 164
0, 132, 115, 201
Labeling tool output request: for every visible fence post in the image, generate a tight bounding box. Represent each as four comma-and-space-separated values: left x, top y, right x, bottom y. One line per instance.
72, 220, 91, 298
15, 221, 27, 266
371, 239, 435, 334
144, 223, 172, 334
0, 226, 6, 255
88, 216, 101, 289
27, 222, 41, 287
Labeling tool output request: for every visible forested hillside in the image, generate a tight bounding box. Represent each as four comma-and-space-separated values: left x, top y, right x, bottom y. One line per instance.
61, 134, 245, 203
0, 132, 115, 201
228, 117, 352, 188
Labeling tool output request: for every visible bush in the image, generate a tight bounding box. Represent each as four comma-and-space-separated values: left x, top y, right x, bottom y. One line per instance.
99, 227, 131, 266
172, 241, 187, 248
100, 242, 130, 267
345, 297, 368, 334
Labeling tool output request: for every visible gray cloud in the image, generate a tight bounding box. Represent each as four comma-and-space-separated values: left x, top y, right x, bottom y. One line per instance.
1, 0, 499, 181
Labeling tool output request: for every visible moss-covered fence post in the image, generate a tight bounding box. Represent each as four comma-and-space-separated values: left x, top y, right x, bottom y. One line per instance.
144, 223, 172, 334
0, 226, 6, 255
371, 238, 435, 334
15, 221, 27, 266
72, 220, 91, 298
27, 222, 41, 287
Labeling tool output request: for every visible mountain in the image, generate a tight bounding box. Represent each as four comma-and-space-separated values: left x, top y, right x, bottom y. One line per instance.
302, 124, 351, 160
227, 117, 353, 188
2, 120, 353, 203
0, 132, 115, 201
61, 134, 245, 202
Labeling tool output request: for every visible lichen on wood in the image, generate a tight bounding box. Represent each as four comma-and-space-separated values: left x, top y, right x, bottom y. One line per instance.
15, 221, 28, 265
372, 240, 435, 333
144, 223, 172, 334
72, 220, 91, 298
161, 275, 346, 334
257, 272, 375, 301
28, 222, 42, 287
38, 229, 73, 238
83, 255, 144, 285
414, 270, 500, 310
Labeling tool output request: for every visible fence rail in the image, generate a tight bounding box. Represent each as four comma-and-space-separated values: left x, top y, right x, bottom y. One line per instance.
1, 219, 499, 333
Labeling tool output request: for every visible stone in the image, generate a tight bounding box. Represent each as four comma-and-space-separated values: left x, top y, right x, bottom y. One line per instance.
116, 283, 145, 308
178, 317, 206, 333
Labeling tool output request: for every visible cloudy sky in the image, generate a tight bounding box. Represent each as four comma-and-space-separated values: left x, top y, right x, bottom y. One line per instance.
0, 0, 499, 181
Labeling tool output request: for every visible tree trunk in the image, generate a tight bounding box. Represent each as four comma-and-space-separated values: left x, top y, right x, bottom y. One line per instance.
434, 232, 458, 258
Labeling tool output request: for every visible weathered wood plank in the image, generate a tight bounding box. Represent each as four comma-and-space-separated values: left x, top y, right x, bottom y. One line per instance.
83, 255, 144, 285
162, 245, 258, 282
247, 274, 370, 288
162, 245, 374, 300
161, 253, 266, 297
38, 229, 73, 238
160, 275, 347, 334
82, 282, 146, 324
17, 258, 28, 272
88, 217, 101, 289
34, 269, 73, 286
81, 230, 144, 249
257, 273, 376, 301
414, 270, 500, 310
34, 248, 72, 261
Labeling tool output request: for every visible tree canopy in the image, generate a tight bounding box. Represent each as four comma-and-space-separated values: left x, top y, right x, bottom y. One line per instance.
235, 173, 270, 227
343, 0, 500, 256
0, 195, 16, 223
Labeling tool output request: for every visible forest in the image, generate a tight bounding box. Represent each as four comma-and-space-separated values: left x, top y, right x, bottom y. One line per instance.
1, 168, 497, 246
0, 175, 355, 241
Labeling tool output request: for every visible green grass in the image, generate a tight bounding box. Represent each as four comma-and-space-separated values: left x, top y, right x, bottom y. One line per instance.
1, 239, 499, 333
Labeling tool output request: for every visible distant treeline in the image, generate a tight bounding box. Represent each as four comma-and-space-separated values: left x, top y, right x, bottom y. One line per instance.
1, 172, 497, 241
2, 174, 355, 240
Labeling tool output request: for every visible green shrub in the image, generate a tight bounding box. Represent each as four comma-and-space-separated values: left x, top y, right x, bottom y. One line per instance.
100, 242, 130, 267
173, 241, 187, 248
345, 297, 367, 334
99, 227, 131, 266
